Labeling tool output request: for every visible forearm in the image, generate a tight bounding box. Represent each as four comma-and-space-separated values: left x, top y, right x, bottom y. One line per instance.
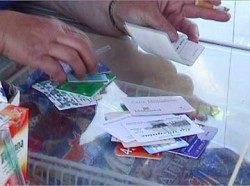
35, 1, 123, 36
0, 10, 16, 55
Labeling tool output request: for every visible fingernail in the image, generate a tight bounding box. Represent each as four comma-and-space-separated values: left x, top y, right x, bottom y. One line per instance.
167, 31, 178, 42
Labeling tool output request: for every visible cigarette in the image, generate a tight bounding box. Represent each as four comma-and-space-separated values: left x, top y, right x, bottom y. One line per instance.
195, 0, 230, 12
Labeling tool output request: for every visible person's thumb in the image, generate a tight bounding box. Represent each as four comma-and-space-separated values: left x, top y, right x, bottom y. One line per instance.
144, 10, 178, 42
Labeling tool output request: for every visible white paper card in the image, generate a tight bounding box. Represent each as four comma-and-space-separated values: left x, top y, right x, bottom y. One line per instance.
122, 96, 195, 116
102, 114, 176, 143
107, 112, 175, 147
125, 22, 205, 66
123, 114, 203, 143
101, 114, 134, 143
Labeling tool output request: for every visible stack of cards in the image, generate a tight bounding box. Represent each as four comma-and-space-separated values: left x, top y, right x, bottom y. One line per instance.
57, 61, 116, 97
101, 96, 218, 159
32, 61, 116, 110
32, 80, 97, 111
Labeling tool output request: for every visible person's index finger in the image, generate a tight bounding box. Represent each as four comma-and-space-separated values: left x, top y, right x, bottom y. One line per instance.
57, 33, 98, 74
178, 19, 199, 43
36, 55, 67, 83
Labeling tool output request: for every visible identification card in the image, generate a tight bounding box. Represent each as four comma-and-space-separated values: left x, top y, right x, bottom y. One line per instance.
143, 137, 189, 154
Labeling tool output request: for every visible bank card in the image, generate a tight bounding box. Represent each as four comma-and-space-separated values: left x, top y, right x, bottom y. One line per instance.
32, 80, 96, 110
115, 143, 163, 160
105, 73, 116, 82
122, 96, 195, 116
122, 114, 203, 143
67, 74, 109, 83
168, 125, 218, 159
60, 60, 111, 75
143, 137, 189, 154
56, 82, 106, 97
57, 74, 116, 97
111, 136, 176, 148
67, 60, 112, 82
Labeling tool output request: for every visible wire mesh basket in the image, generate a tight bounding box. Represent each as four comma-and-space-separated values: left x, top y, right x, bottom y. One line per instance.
28, 152, 157, 185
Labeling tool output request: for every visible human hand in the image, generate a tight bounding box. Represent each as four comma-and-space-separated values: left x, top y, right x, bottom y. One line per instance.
113, 0, 231, 42
0, 11, 98, 83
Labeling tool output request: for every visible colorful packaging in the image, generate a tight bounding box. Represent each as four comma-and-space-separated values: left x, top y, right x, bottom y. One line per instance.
0, 81, 29, 185
0, 104, 29, 185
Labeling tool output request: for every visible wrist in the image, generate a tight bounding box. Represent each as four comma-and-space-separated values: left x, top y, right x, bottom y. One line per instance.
108, 0, 126, 34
